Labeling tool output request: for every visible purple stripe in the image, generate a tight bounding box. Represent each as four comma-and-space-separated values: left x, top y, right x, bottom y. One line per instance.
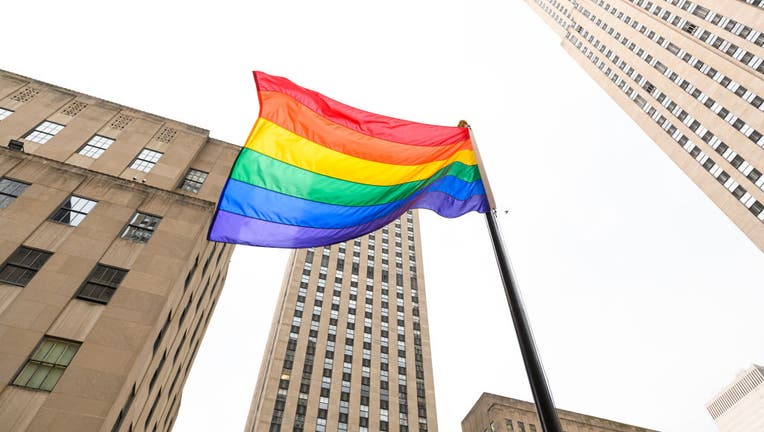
209, 192, 489, 248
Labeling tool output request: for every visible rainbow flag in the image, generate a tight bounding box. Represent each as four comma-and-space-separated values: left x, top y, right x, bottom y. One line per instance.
209, 71, 490, 248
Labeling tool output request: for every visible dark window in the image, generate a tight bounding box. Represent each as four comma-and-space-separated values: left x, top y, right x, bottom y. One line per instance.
0, 178, 30, 209
121, 212, 162, 242
50, 195, 97, 226
179, 168, 208, 193
77, 264, 127, 304
154, 312, 172, 353
0, 246, 52, 286
13, 337, 80, 391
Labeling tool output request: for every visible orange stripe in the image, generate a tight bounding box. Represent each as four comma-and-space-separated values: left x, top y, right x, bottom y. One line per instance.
259, 91, 473, 165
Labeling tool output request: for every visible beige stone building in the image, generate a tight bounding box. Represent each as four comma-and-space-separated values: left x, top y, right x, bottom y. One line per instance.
462, 393, 657, 432
0, 70, 238, 431
706, 364, 764, 432
245, 211, 438, 432
523, 0, 764, 251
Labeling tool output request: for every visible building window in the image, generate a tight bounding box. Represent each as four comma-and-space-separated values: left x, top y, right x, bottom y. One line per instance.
121, 212, 162, 243
76, 264, 127, 304
0, 178, 30, 209
0, 246, 52, 287
178, 168, 208, 193
130, 148, 163, 172
50, 195, 97, 227
78, 135, 115, 159
24, 121, 65, 144
0, 107, 13, 121
13, 337, 80, 391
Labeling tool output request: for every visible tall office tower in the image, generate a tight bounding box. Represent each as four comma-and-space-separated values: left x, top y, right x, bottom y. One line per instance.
462, 393, 658, 432
0, 70, 237, 432
706, 364, 764, 432
245, 211, 438, 432
523, 0, 764, 251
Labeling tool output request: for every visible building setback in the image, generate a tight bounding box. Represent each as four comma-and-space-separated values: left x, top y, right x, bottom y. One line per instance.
523, 0, 764, 251
245, 211, 438, 432
0, 70, 238, 432
706, 364, 764, 432
462, 393, 658, 432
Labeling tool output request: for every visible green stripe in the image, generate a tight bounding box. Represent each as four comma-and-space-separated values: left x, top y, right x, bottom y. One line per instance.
231, 147, 482, 207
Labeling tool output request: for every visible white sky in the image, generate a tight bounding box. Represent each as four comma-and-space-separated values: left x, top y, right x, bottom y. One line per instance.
4, 1, 763, 431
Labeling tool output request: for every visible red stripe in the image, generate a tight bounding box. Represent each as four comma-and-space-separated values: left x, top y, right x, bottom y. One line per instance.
254, 71, 469, 147
259, 91, 474, 165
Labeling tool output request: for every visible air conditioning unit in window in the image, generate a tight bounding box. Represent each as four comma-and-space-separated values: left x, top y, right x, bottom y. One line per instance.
7, 139, 24, 152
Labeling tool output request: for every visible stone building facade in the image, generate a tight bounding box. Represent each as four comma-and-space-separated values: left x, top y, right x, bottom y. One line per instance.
523, 0, 764, 251
462, 393, 658, 432
245, 211, 439, 432
706, 364, 764, 432
0, 70, 238, 432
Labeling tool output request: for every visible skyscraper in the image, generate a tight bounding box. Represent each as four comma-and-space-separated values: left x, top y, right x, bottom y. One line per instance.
523, 0, 764, 251
462, 393, 658, 432
0, 69, 237, 431
245, 211, 438, 432
706, 364, 764, 432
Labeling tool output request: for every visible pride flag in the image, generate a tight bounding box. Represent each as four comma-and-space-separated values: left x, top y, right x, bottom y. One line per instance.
209, 71, 490, 248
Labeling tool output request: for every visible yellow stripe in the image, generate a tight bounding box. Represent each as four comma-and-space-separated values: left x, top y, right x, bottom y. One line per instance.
245, 119, 478, 186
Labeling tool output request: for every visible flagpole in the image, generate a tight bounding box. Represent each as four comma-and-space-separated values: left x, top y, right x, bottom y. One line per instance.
460, 121, 563, 432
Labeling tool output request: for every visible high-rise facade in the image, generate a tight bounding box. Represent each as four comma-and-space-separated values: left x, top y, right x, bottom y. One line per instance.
0, 70, 237, 431
462, 393, 658, 432
245, 211, 438, 432
706, 364, 764, 432
523, 0, 764, 251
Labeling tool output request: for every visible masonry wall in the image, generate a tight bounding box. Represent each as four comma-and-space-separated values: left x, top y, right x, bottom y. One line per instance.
0, 70, 239, 432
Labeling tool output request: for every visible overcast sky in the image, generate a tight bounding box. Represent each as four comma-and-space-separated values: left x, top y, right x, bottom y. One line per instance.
4, 1, 763, 431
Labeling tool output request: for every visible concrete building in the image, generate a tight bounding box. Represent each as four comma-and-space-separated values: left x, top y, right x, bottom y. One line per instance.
462, 393, 658, 432
0, 70, 238, 431
706, 364, 764, 432
245, 211, 438, 432
523, 0, 764, 251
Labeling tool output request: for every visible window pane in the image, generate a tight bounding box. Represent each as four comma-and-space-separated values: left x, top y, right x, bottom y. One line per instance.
51, 196, 97, 227
0, 266, 33, 286
13, 363, 40, 386
0, 178, 29, 209
26, 364, 51, 389
14, 338, 80, 391
41, 343, 67, 364
0, 107, 13, 120
39, 367, 64, 391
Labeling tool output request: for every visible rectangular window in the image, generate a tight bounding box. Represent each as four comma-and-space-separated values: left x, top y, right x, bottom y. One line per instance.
0, 178, 30, 209
76, 264, 127, 304
0, 107, 13, 121
130, 148, 163, 172
179, 168, 208, 193
13, 337, 80, 391
121, 212, 162, 243
0, 246, 52, 287
24, 121, 65, 144
78, 135, 115, 159
50, 195, 97, 226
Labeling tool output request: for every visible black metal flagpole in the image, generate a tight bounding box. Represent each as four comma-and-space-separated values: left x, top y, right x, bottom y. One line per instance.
460, 121, 563, 432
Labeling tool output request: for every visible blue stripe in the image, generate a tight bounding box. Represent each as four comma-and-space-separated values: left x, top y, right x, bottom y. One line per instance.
219, 176, 486, 229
